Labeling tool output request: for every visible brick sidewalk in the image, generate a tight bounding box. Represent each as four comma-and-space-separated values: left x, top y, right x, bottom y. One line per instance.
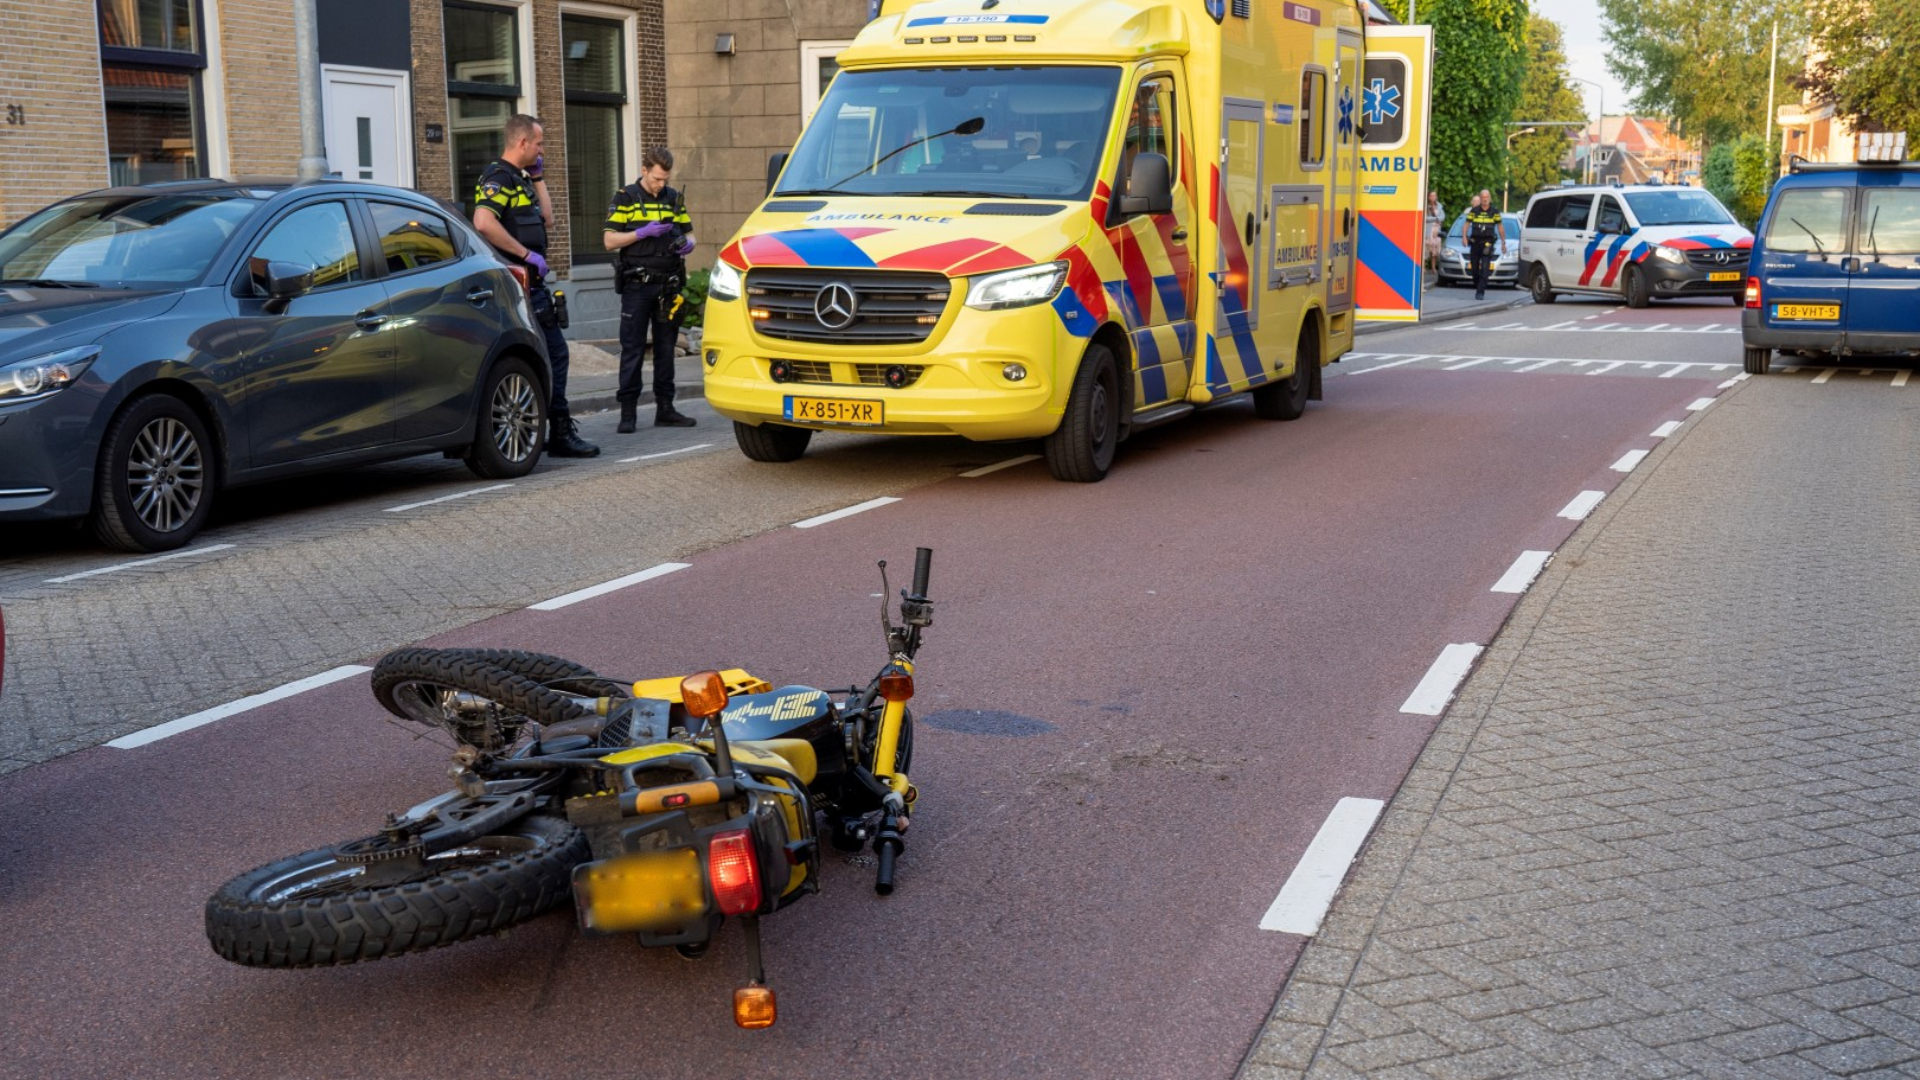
1244, 373, 1920, 1078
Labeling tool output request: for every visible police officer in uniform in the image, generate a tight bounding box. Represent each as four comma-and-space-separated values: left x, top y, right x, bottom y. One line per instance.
603, 146, 697, 432
1465, 189, 1507, 301
471, 113, 600, 457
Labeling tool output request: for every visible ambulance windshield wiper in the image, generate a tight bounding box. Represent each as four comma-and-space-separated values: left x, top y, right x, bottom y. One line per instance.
824, 117, 986, 192
1789, 218, 1827, 260
916, 190, 1031, 199
774, 189, 874, 197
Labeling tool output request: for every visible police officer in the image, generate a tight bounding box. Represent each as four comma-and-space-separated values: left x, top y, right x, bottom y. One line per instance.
471, 113, 599, 457
1465, 189, 1507, 301
603, 146, 697, 432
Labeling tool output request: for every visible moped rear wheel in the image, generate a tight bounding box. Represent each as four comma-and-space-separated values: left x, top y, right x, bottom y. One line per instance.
206, 815, 588, 968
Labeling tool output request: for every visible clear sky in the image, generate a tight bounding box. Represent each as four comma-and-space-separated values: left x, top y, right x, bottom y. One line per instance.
1527, 0, 1631, 121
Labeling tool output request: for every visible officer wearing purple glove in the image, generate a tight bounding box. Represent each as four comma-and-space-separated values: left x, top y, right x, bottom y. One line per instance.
603, 146, 697, 431
471, 113, 598, 457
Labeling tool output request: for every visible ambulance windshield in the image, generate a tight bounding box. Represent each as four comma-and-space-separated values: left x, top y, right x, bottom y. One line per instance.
777, 66, 1123, 201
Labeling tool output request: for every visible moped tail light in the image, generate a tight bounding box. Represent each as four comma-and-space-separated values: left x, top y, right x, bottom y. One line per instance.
709, 829, 762, 915
734, 985, 777, 1029
1745, 277, 1762, 308
878, 672, 914, 703
681, 670, 730, 719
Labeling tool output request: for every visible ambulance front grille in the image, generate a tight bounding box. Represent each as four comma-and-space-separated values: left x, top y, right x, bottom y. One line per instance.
746, 269, 951, 344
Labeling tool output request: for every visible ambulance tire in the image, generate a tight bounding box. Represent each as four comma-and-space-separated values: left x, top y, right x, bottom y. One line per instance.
1254, 325, 1315, 422
1624, 266, 1651, 309
1044, 345, 1120, 483
1743, 346, 1772, 375
1528, 264, 1556, 305
734, 421, 812, 463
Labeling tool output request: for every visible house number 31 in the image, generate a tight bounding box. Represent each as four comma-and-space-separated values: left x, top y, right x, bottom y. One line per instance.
4, 106, 24, 126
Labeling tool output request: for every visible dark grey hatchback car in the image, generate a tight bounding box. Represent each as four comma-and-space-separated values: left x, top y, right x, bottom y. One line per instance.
0, 178, 552, 552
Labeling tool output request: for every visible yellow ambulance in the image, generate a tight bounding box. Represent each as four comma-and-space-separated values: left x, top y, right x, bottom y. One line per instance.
701, 0, 1368, 480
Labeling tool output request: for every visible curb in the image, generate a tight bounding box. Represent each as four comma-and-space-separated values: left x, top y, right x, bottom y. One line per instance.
568, 380, 706, 417
1355, 292, 1530, 337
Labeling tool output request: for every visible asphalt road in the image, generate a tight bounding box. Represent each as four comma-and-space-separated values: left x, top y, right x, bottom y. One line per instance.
0, 296, 1765, 1078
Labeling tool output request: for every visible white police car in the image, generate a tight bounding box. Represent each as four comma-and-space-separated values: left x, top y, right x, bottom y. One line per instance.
1519, 183, 1753, 307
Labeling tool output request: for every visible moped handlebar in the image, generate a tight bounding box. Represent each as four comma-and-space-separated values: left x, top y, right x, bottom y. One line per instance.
910, 547, 932, 598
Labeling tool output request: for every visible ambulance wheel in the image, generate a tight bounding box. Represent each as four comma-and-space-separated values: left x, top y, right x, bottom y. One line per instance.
1044, 344, 1119, 482
1743, 346, 1772, 375
734, 421, 812, 463
1528, 265, 1556, 304
1624, 266, 1651, 309
1254, 325, 1316, 421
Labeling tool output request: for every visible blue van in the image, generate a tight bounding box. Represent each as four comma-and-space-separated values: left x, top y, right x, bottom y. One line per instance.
1742, 153, 1920, 374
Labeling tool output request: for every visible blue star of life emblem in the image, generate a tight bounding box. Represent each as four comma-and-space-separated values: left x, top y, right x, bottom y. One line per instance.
1363, 78, 1402, 126
1338, 87, 1356, 139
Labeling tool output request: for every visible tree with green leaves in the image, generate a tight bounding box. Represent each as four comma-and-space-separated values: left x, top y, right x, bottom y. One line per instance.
1801, 0, 1920, 147
1598, 0, 1806, 145
1505, 14, 1586, 209
1374, 0, 1530, 217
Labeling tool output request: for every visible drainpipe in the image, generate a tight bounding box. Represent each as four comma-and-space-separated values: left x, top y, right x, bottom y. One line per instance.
292, 0, 328, 179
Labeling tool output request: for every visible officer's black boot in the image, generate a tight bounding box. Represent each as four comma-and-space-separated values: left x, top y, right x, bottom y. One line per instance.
655, 403, 697, 428
548, 413, 601, 457
616, 400, 637, 434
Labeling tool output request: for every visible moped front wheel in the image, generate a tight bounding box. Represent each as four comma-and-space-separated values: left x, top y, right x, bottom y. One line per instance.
206, 815, 588, 968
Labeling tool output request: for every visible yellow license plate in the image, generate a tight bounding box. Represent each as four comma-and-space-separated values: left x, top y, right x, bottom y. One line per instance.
573, 850, 706, 934
785, 396, 884, 425
1775, 304, 1841, 321
1706, 271, 1741, 282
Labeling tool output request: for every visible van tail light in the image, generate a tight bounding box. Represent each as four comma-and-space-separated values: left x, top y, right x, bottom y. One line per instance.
506, 264, 531, 294
1744, 277, 1761, 309
709, 830, 763, 916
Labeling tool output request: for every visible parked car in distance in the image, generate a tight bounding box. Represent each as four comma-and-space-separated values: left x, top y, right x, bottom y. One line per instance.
0, 178, 552, 552
1741, 145, 1920, 374
1436, 212, 1522, 288
1519, 183, 1752, 308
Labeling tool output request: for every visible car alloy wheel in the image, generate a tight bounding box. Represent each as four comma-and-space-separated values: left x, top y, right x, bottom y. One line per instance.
126, 416, 206, 536
491, 372, 540, 463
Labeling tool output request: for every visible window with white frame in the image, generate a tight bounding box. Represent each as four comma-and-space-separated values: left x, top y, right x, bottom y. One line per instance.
800, 40, 854, 121
445, 1, 523, 216
562, 12, 627, 262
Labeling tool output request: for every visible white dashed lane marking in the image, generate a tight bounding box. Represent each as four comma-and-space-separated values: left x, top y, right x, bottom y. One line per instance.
1559, 490, 1606, 520
44, 543, 237, 585
1400, 643, 1485, 716
530, 562, 690, 611
385, 484, 514, 513
109, 665, 371, 748
1258, 797, 1386, 936
792, 497, 901, 529
1491, 550, 1553, 595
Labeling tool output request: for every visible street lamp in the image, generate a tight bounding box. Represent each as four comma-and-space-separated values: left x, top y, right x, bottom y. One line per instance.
1504, 127, 1536, 212
1568, 76, 1605, 185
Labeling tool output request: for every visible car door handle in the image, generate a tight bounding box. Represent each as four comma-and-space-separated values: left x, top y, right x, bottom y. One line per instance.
466, 287, 494, 303
1171, 228, 1189, 242
354, 311, 389, 331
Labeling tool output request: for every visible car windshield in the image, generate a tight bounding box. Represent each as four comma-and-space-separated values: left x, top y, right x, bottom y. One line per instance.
776, 66, 1123, 200
1623, 189, 1735, 227
1448, 213, 1521, 242
0, 192, 262, 289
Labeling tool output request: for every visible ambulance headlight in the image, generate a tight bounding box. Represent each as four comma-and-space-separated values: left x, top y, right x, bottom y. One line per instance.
965, 261, 1068, 311
1652, 245, 1687, 265
709, 260, 744, 302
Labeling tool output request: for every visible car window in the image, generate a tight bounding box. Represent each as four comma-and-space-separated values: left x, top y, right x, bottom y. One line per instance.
1595, 196, 1626, 235
0, 193, 260, 288
1554, 196, 1593, 231
247, 201, 362, 294
368, 202, 459, 274
1861, 189, 1920, 255
1525, 196, 1563, 230
1623, 189, 1736, 226
1762, 188, 1850, 255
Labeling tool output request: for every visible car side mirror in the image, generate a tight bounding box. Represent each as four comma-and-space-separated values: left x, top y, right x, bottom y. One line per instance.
766, 152, 790, 196
255, 260, 314, 312
1117, 152, 1173, 216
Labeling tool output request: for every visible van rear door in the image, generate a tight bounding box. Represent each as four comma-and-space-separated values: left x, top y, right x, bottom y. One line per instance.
1754, 186, 1851, 338
1844, 181, 1920, 348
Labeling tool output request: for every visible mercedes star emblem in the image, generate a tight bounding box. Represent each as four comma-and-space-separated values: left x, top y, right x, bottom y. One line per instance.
814, 282, 858, 330
1712, 250, 1731, 265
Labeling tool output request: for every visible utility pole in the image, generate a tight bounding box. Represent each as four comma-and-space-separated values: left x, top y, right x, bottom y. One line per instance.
292, 0, 328, 180
1765, 19, 1779, 171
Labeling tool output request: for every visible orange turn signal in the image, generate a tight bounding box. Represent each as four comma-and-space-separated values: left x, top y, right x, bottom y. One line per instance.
734, 984, 777, 1029
878, 672, 914, 703
681, 670, 730, 719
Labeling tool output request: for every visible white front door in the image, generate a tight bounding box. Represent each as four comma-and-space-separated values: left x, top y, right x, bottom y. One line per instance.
322, 66, 412, 187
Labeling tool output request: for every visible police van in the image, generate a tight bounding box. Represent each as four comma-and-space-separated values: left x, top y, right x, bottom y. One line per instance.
699, 0, 1376, 481
1741, 133, 1920, 375
1518, 182, 1752, 308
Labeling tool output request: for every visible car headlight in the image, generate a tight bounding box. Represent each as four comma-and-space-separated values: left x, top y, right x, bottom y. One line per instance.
0, 345, 99, 403
1653, 245, 1687, 265
965, 261, 1069, 311
709, 260, 743, 302
1443, 247, 1462, 260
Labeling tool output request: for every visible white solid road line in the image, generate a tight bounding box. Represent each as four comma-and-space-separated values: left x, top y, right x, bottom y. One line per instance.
45, 543, 237, 585
385, 484, 514, 513
109, 665, 372, 749
1687, 397, 1716, 411
1258, 797, 1387, 935
1559, 490, 1606, 520
1400, 643, 1485, 716
616, 442, 713, 464
1612, 449, 1650, 472
961, 454, 1042, 478
1652, 421, 1683, 438
530, 562, 690, 611
793, 496, 901, 529
1491, 550, 1553, 595
1895, 372, 1911, 388
1811, 369, 1836, 385
1343, 355, 1428, 375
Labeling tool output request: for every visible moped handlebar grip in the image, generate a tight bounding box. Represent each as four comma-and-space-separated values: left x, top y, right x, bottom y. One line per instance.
874, 836, 900, 895
911, 547, 932, 597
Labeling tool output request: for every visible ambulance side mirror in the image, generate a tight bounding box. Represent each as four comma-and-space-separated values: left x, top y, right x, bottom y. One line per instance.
765, 153, 790, 196
1118, 152, 1173, 216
